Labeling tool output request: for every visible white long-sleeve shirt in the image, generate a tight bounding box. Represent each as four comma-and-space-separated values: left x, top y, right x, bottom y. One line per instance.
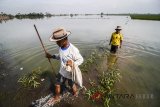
54, 43, 83, 79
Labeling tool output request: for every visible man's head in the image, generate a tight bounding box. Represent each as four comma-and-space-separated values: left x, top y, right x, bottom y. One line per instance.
115, 26, 122, 34
56, 37, 68, 47
49, 27, 71, 47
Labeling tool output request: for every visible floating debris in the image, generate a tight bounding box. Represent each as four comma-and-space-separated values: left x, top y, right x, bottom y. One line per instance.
17, 67, 46, 88
41, 78, 45, 82
20, 67, 23, 71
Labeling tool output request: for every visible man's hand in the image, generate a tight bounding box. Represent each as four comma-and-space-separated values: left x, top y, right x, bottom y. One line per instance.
119, 45, 122, 48
45, 52, 52, 58
66, 60, 72, 67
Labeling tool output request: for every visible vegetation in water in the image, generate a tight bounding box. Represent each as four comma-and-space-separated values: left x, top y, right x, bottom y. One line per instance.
80, 49, 108, 72
80, 50, 98, 72
86, 67, 121, 107
18, 67, 43, 88
16, 47, 121, 106
80, 48, 121, 107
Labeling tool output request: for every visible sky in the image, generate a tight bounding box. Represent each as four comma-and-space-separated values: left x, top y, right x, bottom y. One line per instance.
0, 0, 160, 14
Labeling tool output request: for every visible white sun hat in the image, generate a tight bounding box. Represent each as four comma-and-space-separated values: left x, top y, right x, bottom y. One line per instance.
115, 26, 122, 30
49, 27, 71, 42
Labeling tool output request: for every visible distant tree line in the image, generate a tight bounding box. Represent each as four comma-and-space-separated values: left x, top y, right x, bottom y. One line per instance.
1, 12, 160, 21
130, 14, 160, 21
15, 13, 45, 19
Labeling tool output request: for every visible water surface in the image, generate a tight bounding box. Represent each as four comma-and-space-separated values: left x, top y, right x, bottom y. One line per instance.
0, 15, 160, 107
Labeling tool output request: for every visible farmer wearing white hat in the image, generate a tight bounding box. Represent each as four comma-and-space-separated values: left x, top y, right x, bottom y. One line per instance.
46, 27, 84, 103
109, 26, 123, 53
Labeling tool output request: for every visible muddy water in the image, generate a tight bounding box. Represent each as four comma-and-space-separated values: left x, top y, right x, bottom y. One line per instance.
0, 15, 160, 107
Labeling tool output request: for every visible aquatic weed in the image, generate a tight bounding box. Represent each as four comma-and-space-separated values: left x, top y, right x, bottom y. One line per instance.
86, 68, 121, 107
80, 50, 102, 72
18, 67, 43, 88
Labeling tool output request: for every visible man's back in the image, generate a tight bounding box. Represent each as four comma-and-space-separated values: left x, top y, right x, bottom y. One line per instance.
111, 32, 123, 46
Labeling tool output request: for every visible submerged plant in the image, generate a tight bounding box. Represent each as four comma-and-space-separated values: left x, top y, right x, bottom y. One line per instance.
18, 67, 42, 88
80, 50, 101, 72
86, 67, 121, 107
82, 48, 121, 107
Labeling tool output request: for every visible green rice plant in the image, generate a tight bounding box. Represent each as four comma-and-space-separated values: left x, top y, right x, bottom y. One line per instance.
18, 67, 42, 88
86, 67, 121, 107
81, 48, 121, 107
104, 98, 110, 107
80, 50, 102, 72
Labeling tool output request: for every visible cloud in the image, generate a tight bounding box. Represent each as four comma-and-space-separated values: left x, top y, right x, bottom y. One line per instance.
0, 0, 159, 14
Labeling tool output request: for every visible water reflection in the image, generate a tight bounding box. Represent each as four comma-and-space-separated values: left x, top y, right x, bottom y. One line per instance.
107, 53, 118, 70
0, 15, 160, 107
0, 43, 9, 79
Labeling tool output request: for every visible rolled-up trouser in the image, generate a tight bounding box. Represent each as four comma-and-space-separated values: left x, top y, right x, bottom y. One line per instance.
110, 45, 118, 53
55, 73, 74, 88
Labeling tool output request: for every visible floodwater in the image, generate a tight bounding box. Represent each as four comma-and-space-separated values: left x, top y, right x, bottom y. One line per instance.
0, 15, 160, 107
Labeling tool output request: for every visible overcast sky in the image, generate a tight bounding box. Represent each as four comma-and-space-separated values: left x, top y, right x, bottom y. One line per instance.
0, 0, 160, 14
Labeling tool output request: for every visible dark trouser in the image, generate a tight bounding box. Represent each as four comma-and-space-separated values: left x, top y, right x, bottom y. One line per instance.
56, 73, 74, 89
110, 45, 118, 53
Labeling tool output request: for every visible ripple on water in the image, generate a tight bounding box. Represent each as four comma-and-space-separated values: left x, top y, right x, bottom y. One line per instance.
97, 39, 160, 59
5, 39, 160, 76
119, 40, 160, 58
6, 41, 99, 74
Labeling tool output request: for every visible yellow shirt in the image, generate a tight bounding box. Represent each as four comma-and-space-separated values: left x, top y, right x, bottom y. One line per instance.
111, 32, 123, 46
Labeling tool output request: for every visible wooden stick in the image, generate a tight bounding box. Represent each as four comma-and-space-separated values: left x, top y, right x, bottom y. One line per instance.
34, 24, 54, 72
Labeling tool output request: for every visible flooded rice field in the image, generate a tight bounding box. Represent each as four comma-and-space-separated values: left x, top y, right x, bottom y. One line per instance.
0, 15, 160, 107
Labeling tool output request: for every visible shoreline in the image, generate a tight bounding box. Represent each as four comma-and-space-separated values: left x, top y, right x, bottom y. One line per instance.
1, 13, 160, 21
130, 14, 160, 21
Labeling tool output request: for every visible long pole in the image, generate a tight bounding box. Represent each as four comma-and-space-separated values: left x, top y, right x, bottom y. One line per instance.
34, 24, 54, 72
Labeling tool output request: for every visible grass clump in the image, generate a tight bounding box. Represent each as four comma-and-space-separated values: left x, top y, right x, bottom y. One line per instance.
86, 67, 121, 107
80, 50, 108, 72
18, 67, 43, 88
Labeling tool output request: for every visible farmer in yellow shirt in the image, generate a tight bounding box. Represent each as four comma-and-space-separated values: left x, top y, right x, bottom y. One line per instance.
109, 26, 123, 53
